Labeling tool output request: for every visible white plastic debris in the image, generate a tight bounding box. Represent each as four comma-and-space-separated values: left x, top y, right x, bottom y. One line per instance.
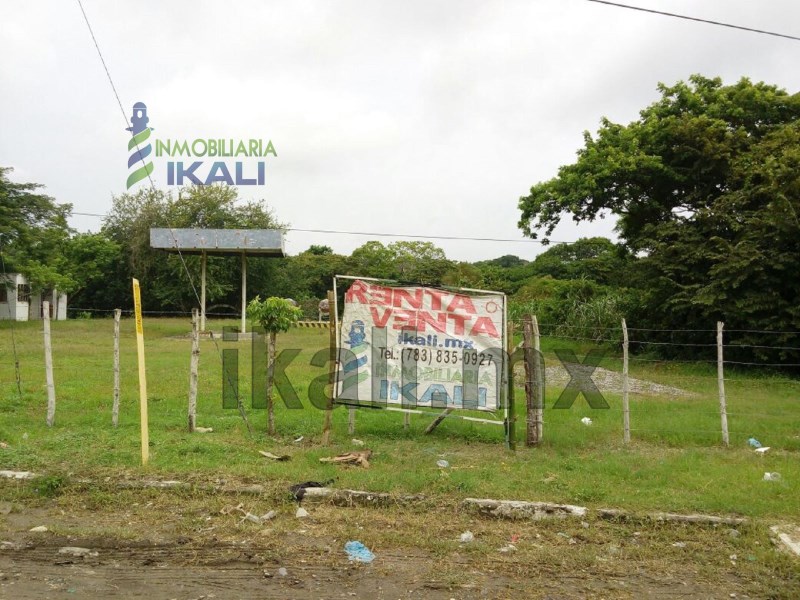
764, 472, 782, 481
293, 436, 304, 443
351, 438, 365, 446
194, 427, 213, 433
672, 541, 687, 548
436, 459, 450, 468
0, 471, 37, 480
296, 507, 309, 518
277, 567, 288, 577
754, 447, 770, 454
261, 510, 277, 521
580, 417, 593, 426
29, 526, 48, 533
459, 531, 474, 543
58, 547, 98, 558
499, 544, 517, 553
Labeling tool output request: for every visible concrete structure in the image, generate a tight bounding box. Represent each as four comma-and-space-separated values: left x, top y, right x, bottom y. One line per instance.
149, 228, 285, 332
0, 273, 67, 321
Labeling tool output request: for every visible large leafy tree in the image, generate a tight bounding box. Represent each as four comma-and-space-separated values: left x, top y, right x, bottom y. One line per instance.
103, 185, 285, 311
0, 167, 74, 291
518, 76, 800, 359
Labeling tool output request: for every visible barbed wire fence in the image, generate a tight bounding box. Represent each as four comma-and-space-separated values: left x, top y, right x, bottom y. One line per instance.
509, 316, 800, 448
2, 307, 799, 449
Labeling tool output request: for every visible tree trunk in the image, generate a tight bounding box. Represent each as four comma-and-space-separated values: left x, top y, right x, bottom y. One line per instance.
267, 331, 276, 435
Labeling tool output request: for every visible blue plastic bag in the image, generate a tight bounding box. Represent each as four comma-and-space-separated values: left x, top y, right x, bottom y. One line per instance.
344, 541, 375, 563
748, 437, 762, 448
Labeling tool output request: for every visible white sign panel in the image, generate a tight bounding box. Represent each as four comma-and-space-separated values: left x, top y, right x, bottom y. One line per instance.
338, 280, 506, 411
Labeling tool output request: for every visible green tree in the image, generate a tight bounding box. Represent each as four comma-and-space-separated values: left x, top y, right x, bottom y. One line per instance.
103, 185, 285, 312
247, 296, 302, 435
0, 167, 74, 291
347, 240, 452, 283
529, 237, 632, 286
65, 233, 125, 309
518, 75, 800, 359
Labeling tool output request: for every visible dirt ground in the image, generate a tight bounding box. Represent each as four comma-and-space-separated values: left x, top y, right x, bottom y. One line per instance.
2, 484, 794, 600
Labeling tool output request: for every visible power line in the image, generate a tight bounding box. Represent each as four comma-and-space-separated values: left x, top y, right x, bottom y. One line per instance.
288, 227, 568, 244
74, 0, 253, 434
70, 212, 576, 245
586, 0, 800, 42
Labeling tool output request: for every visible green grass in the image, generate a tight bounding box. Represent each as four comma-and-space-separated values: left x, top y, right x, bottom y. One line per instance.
1, 317, 799, 520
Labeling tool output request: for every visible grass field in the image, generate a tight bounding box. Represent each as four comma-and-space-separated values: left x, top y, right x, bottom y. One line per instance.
2, 316, 799, 520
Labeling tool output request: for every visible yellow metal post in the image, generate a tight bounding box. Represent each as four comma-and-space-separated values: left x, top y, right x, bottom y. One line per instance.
132, 278, 150, 465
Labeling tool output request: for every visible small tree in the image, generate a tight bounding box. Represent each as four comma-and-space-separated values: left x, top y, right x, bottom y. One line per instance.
247, 296, 302, 435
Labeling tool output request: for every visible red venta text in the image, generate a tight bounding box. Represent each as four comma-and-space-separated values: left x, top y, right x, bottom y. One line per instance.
345, 281, 499, 338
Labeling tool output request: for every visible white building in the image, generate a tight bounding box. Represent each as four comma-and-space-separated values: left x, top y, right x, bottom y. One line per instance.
0, 273, 67, 321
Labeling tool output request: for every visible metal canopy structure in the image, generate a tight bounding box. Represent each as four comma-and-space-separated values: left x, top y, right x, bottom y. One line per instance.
150, 228, 285, 332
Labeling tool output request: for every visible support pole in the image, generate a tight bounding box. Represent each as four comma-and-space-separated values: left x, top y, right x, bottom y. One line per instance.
322, 290, 335, 445
241, 252, 247, 334
622, 318, 630, 444
200, 250, 207, 332
43, 301, 56, 427
717, 321, 730, 446
113, 308, 121, 427
188, 308, 199, 432
424, 408, 454, 434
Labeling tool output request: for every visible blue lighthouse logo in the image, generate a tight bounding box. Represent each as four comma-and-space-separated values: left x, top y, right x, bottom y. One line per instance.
126, 102, 154, 189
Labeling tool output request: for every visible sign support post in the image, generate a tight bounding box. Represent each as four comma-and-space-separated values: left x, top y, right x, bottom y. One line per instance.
132, 278, 149, 465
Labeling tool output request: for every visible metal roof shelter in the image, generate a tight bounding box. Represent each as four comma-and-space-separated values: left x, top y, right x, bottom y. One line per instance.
150, 228, 285, 332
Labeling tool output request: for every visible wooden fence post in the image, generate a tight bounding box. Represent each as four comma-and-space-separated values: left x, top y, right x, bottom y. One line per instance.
717, 321, 730, 446
523, 315, 538, 446
506, 322, 516, 450
112, 309, 121, 427
622, 318, 630, 444
322, 291, 335, 445
43, 301, 56, 427
532, 316, 543, 441
188, 308, 199, 432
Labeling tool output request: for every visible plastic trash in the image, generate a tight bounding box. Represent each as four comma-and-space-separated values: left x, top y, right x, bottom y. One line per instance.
459, 531, 474, 543
747, 437, 762, 448
763, 472, 782, 481
295, 507, 309, 518
344, 541, 375, 563
293, 436, 304, 443
436, 459, 450, 468
580, 417, 592, 426
754, 447, 770, 454
351, 438, 365, 446
277, 567, 288, 577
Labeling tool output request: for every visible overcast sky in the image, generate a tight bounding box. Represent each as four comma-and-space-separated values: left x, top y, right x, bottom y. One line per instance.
2, 0, 799, 262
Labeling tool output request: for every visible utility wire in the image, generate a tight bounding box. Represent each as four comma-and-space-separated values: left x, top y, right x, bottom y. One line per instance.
71, 212, 576, 245
586, 0, 800, 42
74, 0, 252, 434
